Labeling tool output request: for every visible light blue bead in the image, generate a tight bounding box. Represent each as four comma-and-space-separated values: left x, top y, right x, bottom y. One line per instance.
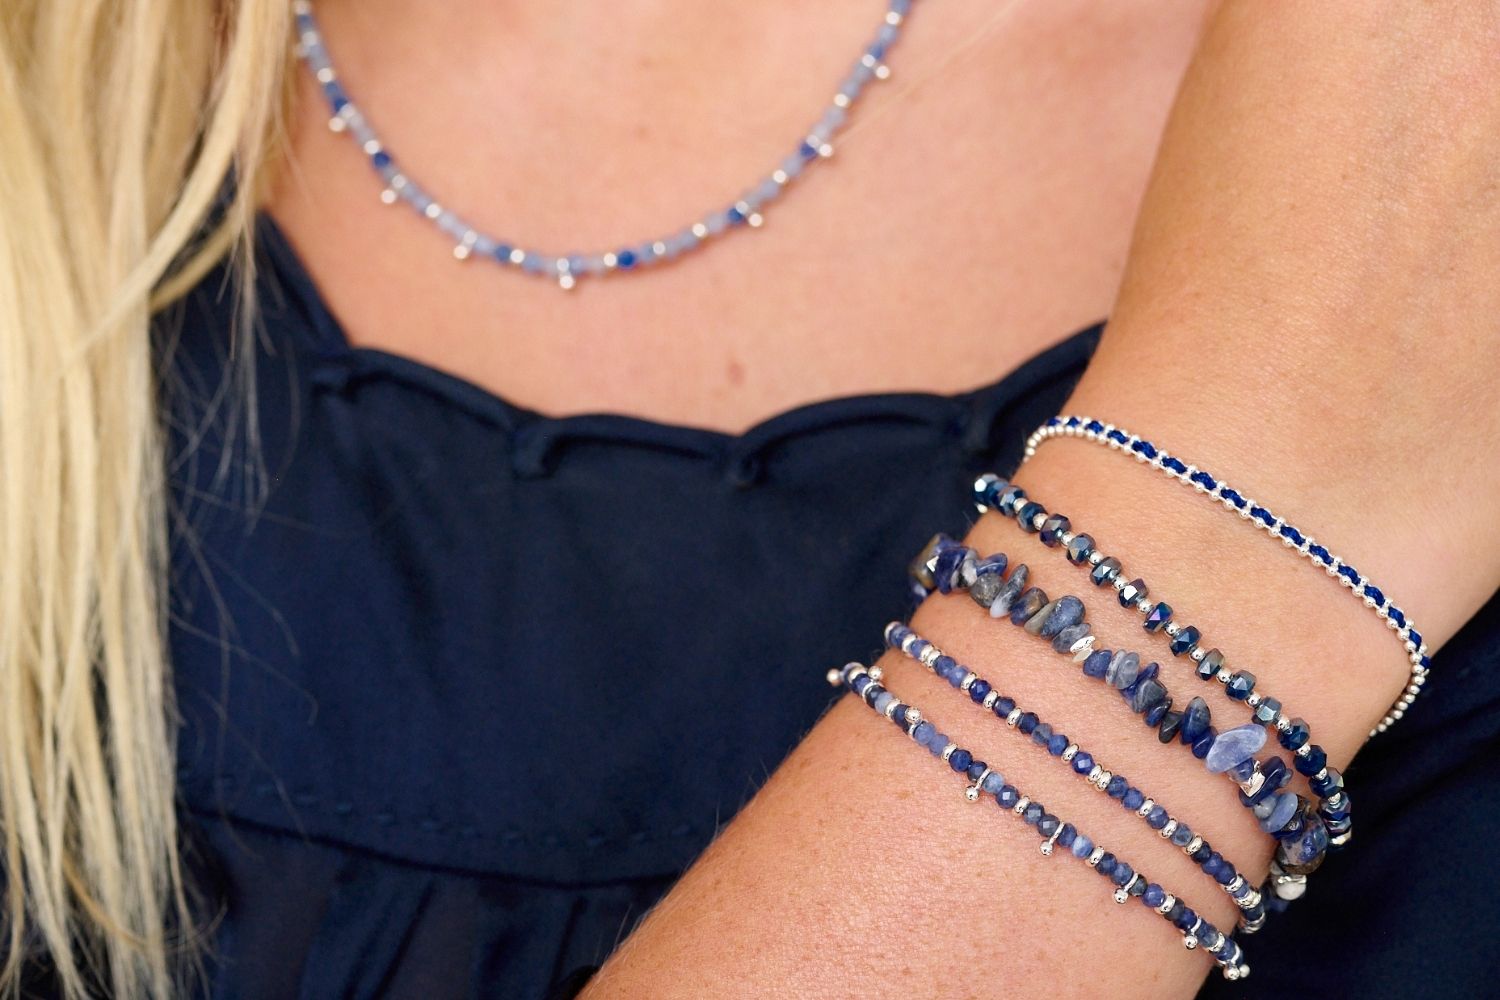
1105, 650, 1140, 689
1204, 723, 1268, 774
927, 732, 949, 754
981, 772, 1005, 794
780, 153, 806, 179
873, 691, 894, 714
1257, 790, 1299, 833
1070, 835, 1093, 859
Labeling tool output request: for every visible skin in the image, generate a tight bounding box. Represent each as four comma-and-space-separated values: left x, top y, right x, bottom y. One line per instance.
271, 1, 1500, 996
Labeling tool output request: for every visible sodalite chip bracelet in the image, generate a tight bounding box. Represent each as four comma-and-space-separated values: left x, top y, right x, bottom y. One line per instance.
883, 622, 1265, 927
1022, 416, 1429, 738
827, 661, 1251, 979
970, 474, 1352, 856
912, 538, 1333, 907
293, 0, 914, 289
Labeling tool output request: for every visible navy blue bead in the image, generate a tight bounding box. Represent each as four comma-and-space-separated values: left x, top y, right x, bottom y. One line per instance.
1131, 440, 1158, 459
1226, 671, 1256, 700
1280, 524, 1305, 546
1146, 805, 1169, 829
1038, 595, 1085, 637
1310, 767, 1343, 797
1221, 488, 1247, 509
1240, 758, 1290, 807
799, 141, 818, 159
1017, 713, 1038, 735
371, 150, 392, 169
992, 696, 1016, 718
1130, 678, 1168, 715
1110, 862, 1134, 887
1023, 802, 1044, 825
1107, 429, 1129, 444
616, 249, 638, 269
1090, 559, 1121, 587
1202, 853, 1223, 878
1172, 905, 1198, 931
1096, 852, 1117, 876
1144, 698, 1172, 728
1106, 776, 1128, 798
891, 704, 908, 728
1297, 745, 1328, 776
1192, 727, 1217, 760
949, 749, 973, 773
1057, 824, 1077, 848
1191, 841, 1213, 863
1338, 564, 1360, 585
968, 679, 992, 703
1016, 502, 1046, 530
1082, 649, 1112, 678
1169, 626, 1200, 656
1143, 602, 1173, 632
1047, 733, 1069, 756
1122, 788, 1144, 811
1143, 884, 1166, 908
1180, 697, 1211, 743
1308, 543, 1332, 564
1157, 710, 1184, 744
1039, 514, 1071, 547
726, 205, 746, 224
1162, 457, 1187, 474
966, 760, 988, 782
1408, 627, 1422, 648
1038, 814, 1060, 837
1085, 420, 1105, 433
492, 244, 514, 263
997, 786, 1019, 808
1214, 863, 1235, 886
1250, 505, 1275, 526
1071, 752, 1094, 774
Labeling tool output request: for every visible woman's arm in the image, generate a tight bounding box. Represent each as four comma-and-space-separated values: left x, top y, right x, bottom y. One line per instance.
585, 4, 1500, 996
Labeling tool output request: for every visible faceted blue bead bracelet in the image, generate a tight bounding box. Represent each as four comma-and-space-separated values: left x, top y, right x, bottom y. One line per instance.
970, 473, 1352, 863
827, 660, 1251, 979
913, 538, 1333, 908
884, 621, 1265, 925
1023, 416, 1429, 738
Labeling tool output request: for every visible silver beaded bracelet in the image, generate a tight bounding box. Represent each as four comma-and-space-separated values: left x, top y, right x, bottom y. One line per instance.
1023, 416, 1429, 738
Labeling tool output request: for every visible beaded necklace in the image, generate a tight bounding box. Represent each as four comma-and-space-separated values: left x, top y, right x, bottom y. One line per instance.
292, 0, 916, 289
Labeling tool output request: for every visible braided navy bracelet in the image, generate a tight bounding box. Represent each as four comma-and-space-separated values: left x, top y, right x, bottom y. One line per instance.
828, 660, 1251, 979
913, 538, 1332, 906
884, 621, 1265, 926
970, 473, 1351, 857
1023, 416, 1428, 737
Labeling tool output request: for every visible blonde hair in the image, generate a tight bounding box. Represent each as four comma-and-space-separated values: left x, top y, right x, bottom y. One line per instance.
0, 1, 290, 995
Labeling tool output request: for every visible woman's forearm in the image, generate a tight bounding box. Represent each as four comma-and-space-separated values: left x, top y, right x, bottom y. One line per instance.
585, 5, 1500, 997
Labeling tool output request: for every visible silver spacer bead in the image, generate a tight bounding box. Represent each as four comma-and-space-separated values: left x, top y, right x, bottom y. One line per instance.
1013, 796, 1031, 816
1136, 798, 1156, 818
1061, 744, 1079, 763
1160, 819, 1179, 839
1087, 846, 1105, 867
1157, 893, 1177, 914
1006, 708, 1023, 727
940, 744, 957, 762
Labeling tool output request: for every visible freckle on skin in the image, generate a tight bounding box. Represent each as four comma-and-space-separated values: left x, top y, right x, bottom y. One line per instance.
727, 360, 745, 386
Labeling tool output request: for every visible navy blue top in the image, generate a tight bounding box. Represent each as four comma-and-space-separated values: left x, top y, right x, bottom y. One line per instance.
157, 219, 1499, 999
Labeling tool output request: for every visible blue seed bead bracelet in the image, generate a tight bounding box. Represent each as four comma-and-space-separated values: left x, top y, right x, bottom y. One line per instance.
971, 474, 1352, 861
1023, 416, 1428, 738
884, 621, 1265, 924
827, 660, 1250, 979
912, 537, 1333, 905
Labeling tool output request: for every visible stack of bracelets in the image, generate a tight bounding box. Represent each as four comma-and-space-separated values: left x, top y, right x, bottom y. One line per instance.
826, 416, 1426, 981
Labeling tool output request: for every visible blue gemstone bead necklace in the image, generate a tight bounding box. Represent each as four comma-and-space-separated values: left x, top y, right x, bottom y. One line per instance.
292, 0, 916, 289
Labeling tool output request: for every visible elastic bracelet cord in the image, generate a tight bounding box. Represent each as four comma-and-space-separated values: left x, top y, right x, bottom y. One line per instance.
884, 621, 1265, 927
827, 660, 1251, 980
970, 473, 1351, 866
1022, 416, 1428, 738
912, 539, 1331, 908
